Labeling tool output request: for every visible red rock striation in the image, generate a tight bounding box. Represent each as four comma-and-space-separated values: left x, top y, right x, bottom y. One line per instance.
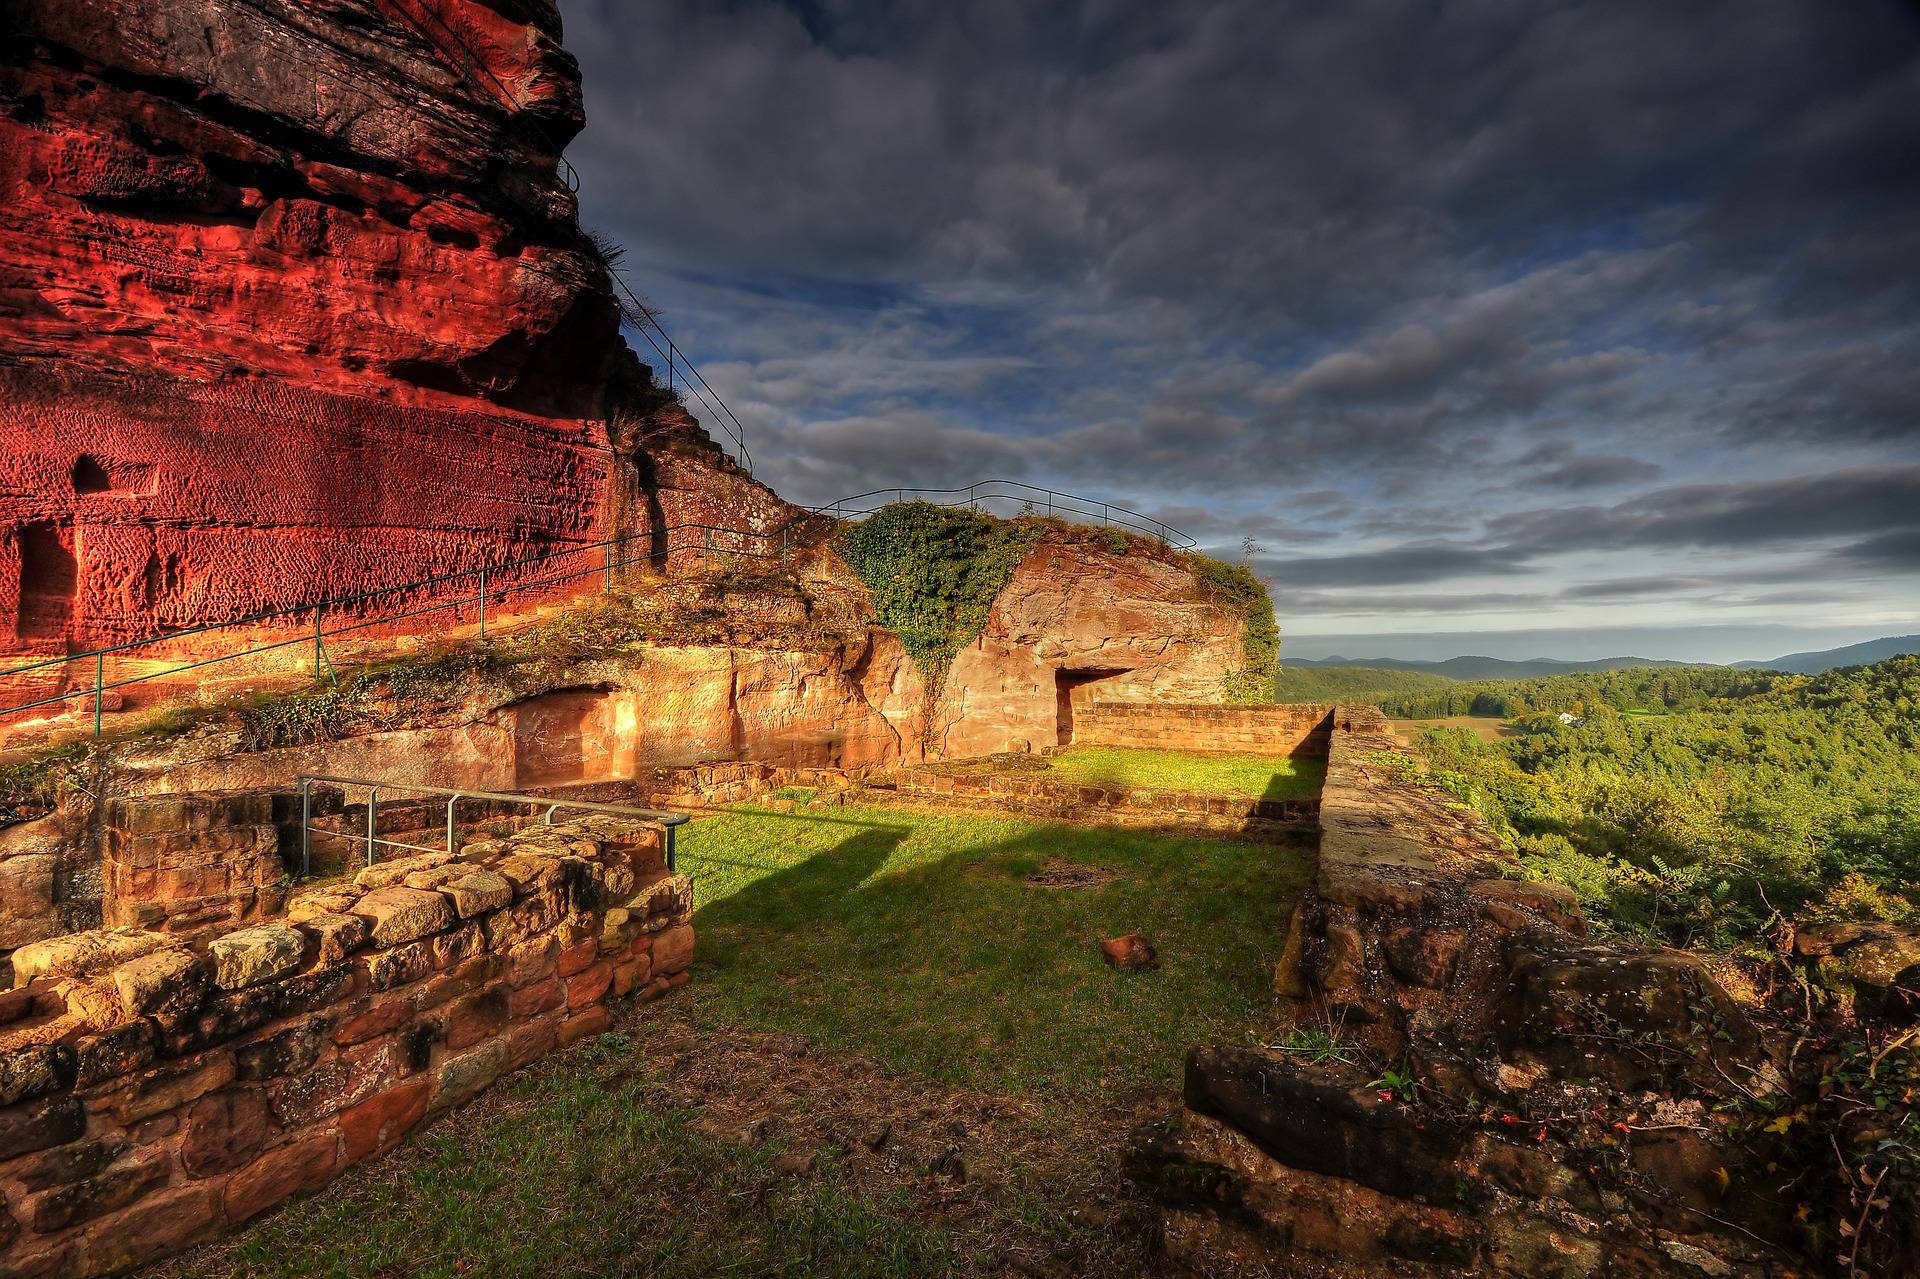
0, 0, 761, 655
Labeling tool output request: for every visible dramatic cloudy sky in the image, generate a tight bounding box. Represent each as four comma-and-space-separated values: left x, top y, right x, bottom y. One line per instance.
564, 1, 1920, 662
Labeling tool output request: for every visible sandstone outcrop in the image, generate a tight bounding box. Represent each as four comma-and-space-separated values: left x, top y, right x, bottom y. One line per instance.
940, 538, 1248, 756
0, 0, 794, 660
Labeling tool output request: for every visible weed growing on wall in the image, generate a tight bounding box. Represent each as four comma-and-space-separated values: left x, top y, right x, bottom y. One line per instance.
0, 741, 86, 823
1185, 553, 1279, 703
836, 501, 1043, 695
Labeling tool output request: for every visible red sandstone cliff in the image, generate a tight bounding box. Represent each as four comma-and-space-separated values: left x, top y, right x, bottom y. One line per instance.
0, 0, 781, 655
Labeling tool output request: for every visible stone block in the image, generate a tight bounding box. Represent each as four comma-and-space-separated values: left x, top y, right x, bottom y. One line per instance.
11, 927, 172, 985
555, 938, 598, 978
334, 998, 412, 1047
224, 1132, 339, 1221
81, 1184, 221, 1274
0, 1096, 86, 1161
28, 1148, 169, 1232
651, 924, 695, 977
431, 1039, 509, 1111
0, 853, 57, 920
1499, 928, 1761, 1091
1382, 926, 1465, 990
339, 1077, 432, 1162
0, 1044, 76, 1108
445, 986, 509, 1050
120, 1052, 236, 1123
72, 1023, 157, 1087
611, 952, 652, 998
209, 925, 306, 990
8, 1135, 128, 1193
298, 912, 369, 966
352, 886, 456, 948
558, 1005, 613, 1046
1184, 1046, 1464, 1203
509, 977, 563, 1019
364, 936, 439, 990
236, 1014, 333, 1080
352, 851, 454, 891
566, 962, 613, 1010
442, 869, 513, 918
110, 947, 206, 1016
181, 1088, 271, 1176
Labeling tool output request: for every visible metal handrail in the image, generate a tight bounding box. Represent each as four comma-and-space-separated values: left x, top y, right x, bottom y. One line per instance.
811, 480, 1197, 549
0, 483, 1189, 737
385, 0, 751, 471
297, 773, 689, 879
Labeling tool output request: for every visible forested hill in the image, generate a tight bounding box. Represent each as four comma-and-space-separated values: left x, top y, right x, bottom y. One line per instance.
1376, 664, 1778, 719
1410, 655, 1920, 947
1285, 654, 1692, 679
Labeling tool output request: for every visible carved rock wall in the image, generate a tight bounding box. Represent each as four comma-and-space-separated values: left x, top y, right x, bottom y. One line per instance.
0, 0, 796, 658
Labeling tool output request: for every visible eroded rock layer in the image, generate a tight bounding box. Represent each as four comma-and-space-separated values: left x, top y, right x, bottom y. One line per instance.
0, 0, 681, 651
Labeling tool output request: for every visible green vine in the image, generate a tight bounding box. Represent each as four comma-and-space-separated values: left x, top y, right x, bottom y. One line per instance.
1186, 554, 1279, 703
836, 502, 1043, 695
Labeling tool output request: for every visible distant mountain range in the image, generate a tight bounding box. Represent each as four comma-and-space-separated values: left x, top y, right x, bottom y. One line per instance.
1284, 655, 1697, 680
1286, 634, 1920, 680
1731, 634, 1920, 674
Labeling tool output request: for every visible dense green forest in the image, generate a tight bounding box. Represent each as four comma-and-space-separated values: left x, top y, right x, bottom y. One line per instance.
1272, 664, 1455, 704
1407, 657, 1920, 948
1378, 664, 1780, 719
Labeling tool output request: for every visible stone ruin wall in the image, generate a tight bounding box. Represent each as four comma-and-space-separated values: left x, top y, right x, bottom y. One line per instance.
0, 531, 1252, 968
1070, 701, 1336, 757
0, 805, 692, 1276
1137, 706, 1805, 1276
888, 702, 1334, 835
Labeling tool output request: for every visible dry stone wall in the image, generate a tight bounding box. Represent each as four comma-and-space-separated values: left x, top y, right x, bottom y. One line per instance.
1073, 702, 1335, 757
886, 766, 1317, 836
0, 813, 692, 1276
1138, 705, 1798, 1277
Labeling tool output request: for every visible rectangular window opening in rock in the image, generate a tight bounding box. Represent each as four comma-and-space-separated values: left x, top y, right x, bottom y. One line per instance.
16, 521, 77, 642
1054, 668, 1131, 745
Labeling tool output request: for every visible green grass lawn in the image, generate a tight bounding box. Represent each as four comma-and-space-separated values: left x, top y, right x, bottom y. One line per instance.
167, 1043, 966, 1279
1040, 745, 1325, 801
162, 805, 1312, 1277
683, 804, 1312, 1101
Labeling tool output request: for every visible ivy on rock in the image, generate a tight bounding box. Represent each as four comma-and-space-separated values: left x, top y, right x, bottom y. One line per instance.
836, 502, 1043, 694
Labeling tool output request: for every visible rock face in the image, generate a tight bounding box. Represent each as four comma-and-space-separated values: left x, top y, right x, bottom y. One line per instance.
940, 539, 1245, 756
0, 0, 776, 654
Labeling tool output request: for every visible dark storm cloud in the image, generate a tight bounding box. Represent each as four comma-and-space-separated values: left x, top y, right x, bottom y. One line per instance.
564, 0, 1920, 637
1258, 543, 1533, 590
1489, 466, 1920, 556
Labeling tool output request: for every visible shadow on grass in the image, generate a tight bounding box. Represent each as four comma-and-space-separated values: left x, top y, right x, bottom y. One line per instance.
678, 806, 1315, 1098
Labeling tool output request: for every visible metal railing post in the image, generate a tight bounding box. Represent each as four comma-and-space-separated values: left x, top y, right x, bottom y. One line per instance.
477, 567, 487, 641
603, 541, 614, 593
300, 777, 312, 878
92, 652, 104, 739
365, 786, 380, 868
